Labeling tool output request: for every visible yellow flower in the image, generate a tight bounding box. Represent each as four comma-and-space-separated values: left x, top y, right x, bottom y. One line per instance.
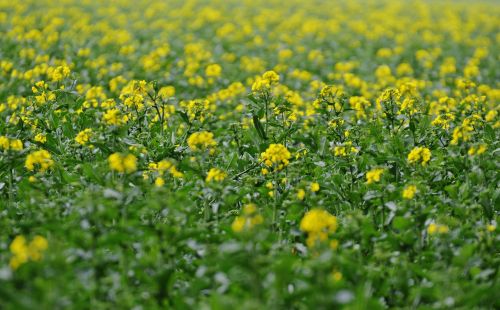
154, 177, 165, 187
158, 86, 175, 99
331, 271, 342, 282
75, 128, 92, 145
0, 136, 9, 150
25, 149, 54, 172
50, 65, 70, 82
407, 147, 431, 166
148, 160, 184, 179
468, 144, 487, 156
34, 133, 46, 144
205, 168, 227, 182
262, 70, 280, 84
300, 209, 338, 248
29, 236, 48, 261
0, 136, 23, 151
485, 110, 497, 122
103, 108, 128, 126
260, 143, 291, 172
366, 168, 384, 184
297, 188, 306, 200
251, 70, 280, 93
232, 203, 263, 233
310, 182, 320, 192
9, 236, 29, 269
9, 139, 23, 151
231, 216, 246, 233
9, 235, 48, 270
205, 64, 222, 78
402, 185, 417, 199
187, 131, 217, 154
427, 223, 449, 235
108, 153, 137, 173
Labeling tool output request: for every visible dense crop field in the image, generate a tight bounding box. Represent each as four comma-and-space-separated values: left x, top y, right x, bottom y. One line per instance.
0, 0, 499, 308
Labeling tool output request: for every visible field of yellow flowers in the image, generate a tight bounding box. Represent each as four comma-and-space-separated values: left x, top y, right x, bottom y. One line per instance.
1, 0, 499, 308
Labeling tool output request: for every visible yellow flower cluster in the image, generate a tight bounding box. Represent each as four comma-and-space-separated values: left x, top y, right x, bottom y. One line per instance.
148, 160, 183, 178
333, 141, 358, 157
310, 182, 320, 192
260, 143, 291, 173
180, 99, 215, 122
9, 235, 48, 270
34, 133, 46, 143
407, 147, 431, 166
108, 153, 137, 173
320, 85, 345, 109
251, 70, 280, 93
75, 128, 92, 145
349, 96, 371, 119
0, 136, 23, 151
205, 168, 227, 182
158, 86, 175, 99
103, 108, 129, 126
232, 203, 264, 233
366, 168, 384, 184
427, 223, 449, 235
402, 185, 417, 199
297, 189, 306, 201
300, 208, 338, 248
25, 149, 54, 172
468, 144, 487, 156
187, 131, 217, 154
49, 65, 70, 82
450, 116, 482, 145
205, 64, 222, 78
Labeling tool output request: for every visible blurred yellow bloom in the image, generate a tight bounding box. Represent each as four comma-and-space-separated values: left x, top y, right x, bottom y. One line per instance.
75, 129, 92, 145
9, 235, 48, 270
25, 149, 54, 172
297, 188, 305, 201
232, 203, 263, 233
402, 185, 417, 199
407, 147, 431, 166
300, 209, 338, 248
187, 131, 217, 154
108, 153, 137, 173
366, 168, 384, 184
260, 143, 291, 172
206, 168, 227, 182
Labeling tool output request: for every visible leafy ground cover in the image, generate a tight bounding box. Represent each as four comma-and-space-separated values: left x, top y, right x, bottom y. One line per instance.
0, 0, 499, 308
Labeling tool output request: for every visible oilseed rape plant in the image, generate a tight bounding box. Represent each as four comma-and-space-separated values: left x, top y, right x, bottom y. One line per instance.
0, 0, 498, 308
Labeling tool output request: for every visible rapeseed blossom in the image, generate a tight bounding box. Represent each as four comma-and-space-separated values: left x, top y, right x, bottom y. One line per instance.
300, 209, 338, 248
232, 203, 263, 233
75, 129, 92, 145
25, 149, 54, 172
427, 223, 449, 235
0, 136, 23, 151
108, 153, 137, 173
260, 143, 291, 172
402, 185, 417, 199
187, 131, 217, 154
205, 168, 227, 182
407, 147, 431, 166
366, 168, 384, 184
251, 70, 280, 93
10, 235, 48, 270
